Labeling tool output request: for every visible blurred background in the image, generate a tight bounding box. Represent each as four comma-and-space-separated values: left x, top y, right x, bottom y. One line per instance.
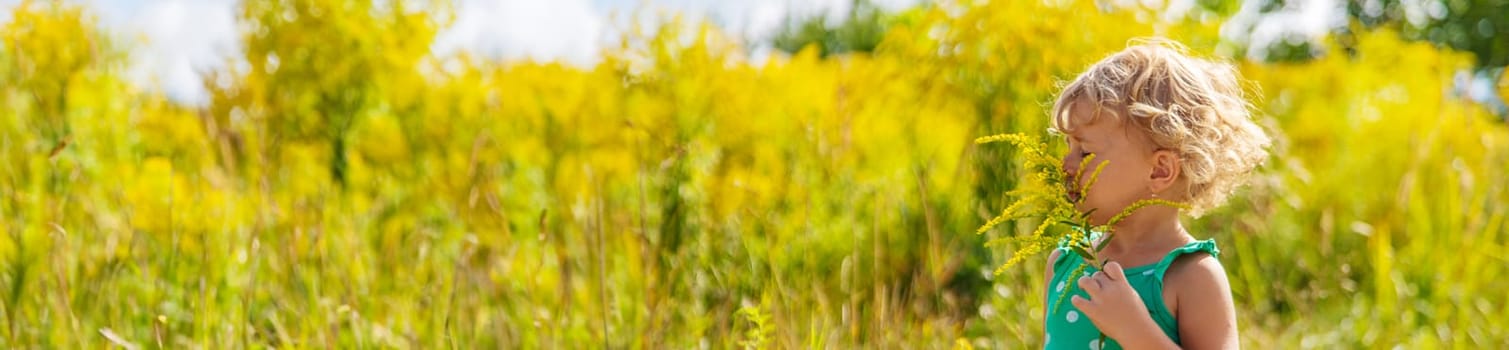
1, 0, 1507, 348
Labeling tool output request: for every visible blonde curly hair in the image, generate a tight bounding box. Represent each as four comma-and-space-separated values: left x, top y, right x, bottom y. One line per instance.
1050, 39, 1271, 216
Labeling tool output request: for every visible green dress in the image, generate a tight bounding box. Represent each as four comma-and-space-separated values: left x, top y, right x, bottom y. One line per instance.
1043, 239, 1220, 350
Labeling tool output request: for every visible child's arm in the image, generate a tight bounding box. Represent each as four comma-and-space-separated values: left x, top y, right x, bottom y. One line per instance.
1167, 254, 1239, 349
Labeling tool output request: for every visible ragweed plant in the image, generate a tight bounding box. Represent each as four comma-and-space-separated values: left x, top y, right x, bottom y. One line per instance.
975, 133, 1191, 313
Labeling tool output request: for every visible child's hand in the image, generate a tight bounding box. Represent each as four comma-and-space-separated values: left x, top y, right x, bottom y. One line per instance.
1070, 262, 1164, 346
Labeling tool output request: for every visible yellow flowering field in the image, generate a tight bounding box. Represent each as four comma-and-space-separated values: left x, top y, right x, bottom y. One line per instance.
1, 0, 1506, 348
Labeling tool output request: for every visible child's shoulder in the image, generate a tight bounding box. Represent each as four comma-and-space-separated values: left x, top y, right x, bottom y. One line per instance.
1165, 248, 1223, 286
1163, 249, 1231, 312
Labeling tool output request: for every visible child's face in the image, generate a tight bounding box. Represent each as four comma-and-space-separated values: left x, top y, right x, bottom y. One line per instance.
1059, 99, 1170, 225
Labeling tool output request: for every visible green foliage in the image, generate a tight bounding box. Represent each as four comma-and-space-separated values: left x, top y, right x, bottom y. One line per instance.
1345, 0, 1509, 67
771, 0, 890, 57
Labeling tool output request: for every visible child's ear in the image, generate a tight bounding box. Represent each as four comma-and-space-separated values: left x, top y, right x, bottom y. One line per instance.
1148, 149, 1180, 194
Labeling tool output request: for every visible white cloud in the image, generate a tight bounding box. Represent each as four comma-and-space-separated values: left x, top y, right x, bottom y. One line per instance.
117, 0, 238, 106
433, 0, 604, 65
631, 0, 920, 40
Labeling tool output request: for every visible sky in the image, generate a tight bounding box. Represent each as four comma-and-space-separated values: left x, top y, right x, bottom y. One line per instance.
0, 0, 1345, 107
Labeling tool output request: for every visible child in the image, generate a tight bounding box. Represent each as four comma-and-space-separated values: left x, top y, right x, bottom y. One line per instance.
1043, 40, 1270, 349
